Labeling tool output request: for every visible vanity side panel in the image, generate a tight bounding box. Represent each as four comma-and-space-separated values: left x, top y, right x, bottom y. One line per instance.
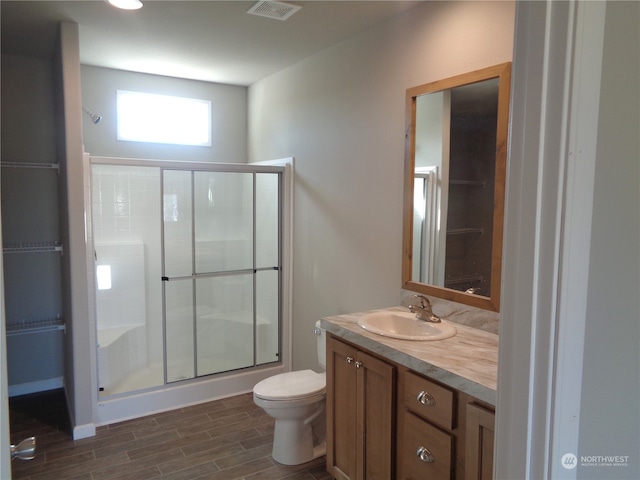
465, 402, 495, 480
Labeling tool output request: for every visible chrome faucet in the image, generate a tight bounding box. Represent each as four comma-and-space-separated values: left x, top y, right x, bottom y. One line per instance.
408, 295, 441, 323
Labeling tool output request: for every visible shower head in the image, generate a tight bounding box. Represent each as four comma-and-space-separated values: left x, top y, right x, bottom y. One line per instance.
83, 107, 102, 124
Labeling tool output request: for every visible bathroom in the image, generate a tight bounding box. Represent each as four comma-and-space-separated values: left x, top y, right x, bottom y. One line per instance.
2, 1, 638, 478
0, 3, 513, 438
74, 1, 512, 425
74, 2, 512, 434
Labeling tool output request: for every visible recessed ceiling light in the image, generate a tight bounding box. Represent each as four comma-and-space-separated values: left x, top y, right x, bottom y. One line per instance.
107, 0, 143, 10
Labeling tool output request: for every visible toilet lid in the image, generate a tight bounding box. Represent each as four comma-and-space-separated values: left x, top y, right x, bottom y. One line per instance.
254, 370, 326, 400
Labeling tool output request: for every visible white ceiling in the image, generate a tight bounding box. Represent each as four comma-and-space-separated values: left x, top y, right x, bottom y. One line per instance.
1, 0, 422, 86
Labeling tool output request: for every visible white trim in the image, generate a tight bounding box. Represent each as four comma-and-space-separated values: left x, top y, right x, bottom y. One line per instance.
251, 157, 294, 372
413, 167, 439, 285
250, 157, 293, 168
83, 150, 100, 439
89, 156, 285, 173
550, 2, 606, 477
496, 1, 607, 478
496, 2, 563, 476
72, 423, 97, 441
94, 364, 286, 426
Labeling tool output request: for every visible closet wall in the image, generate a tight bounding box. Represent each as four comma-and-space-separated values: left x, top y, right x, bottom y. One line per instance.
1, 53, 65, 395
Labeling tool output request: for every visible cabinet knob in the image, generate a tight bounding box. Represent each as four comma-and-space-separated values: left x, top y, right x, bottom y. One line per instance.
417, 390, 436, 406
346, 356, 354, 364
416, 446, 435, 463
355, 361, 362, 369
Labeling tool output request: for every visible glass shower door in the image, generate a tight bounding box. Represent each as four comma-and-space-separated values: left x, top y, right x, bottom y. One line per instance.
92, 164, 165, 397
193, 171, 254, 376
162, 169, 281, 383
162, 170, 196, 382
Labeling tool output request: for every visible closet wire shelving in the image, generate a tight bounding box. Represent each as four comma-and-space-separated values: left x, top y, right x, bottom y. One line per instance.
2, 160, 65, 335
1, 161, 60, 172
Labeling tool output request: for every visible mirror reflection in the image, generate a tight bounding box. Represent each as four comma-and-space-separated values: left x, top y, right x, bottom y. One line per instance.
403, 63, 511, 312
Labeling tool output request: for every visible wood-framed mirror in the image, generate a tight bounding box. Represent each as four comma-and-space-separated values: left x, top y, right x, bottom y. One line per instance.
402, 62, 511, 312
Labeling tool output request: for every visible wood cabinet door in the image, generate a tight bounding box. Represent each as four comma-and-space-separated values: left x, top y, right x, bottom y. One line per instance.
356, 350, 395, 480
327, 335, 358, 480
465, 403, 495, 480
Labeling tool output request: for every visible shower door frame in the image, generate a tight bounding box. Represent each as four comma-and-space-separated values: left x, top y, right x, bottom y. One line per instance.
87, 156, 293, 413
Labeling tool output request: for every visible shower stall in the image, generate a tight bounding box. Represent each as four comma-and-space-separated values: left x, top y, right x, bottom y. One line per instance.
89, 157, 288, 408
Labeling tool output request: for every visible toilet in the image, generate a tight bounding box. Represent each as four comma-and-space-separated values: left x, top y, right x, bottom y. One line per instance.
253, 320, 327, 465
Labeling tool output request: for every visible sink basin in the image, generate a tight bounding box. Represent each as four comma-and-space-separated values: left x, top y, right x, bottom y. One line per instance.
357, 311, 456, 341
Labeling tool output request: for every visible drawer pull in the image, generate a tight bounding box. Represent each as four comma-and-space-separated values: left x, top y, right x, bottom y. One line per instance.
416, 446, 435, 463
346, 356, 354, 364
355, 361, 362, 369
417, 390, 436, 406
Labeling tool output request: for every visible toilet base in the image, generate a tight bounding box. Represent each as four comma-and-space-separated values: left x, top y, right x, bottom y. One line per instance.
271, 418, 326, 465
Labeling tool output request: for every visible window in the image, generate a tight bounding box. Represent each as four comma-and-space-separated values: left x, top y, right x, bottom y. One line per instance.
117, 90, 211, 146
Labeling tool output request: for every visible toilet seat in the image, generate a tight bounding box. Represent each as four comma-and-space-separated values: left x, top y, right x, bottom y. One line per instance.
254, 370, 325, 401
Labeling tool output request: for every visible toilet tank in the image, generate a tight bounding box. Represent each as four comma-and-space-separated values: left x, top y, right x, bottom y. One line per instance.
315, 320, 326, 370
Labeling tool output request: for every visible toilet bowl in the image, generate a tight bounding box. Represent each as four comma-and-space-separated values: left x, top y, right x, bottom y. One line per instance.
253, 321, 327, 465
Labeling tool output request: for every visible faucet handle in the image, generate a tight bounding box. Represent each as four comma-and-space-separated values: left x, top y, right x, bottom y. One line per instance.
410, 294, 430, 308
409, 295, 441, 323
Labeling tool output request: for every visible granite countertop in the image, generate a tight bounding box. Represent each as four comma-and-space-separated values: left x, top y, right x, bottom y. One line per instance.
321, 306, 499, 406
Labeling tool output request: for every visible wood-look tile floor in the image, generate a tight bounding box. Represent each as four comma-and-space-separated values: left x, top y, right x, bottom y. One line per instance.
9, 389, 331, 480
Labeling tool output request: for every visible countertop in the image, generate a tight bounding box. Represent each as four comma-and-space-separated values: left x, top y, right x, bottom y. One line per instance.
321, 306, 499, 406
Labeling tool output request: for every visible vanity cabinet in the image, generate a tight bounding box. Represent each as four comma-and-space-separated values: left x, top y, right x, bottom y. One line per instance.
326, 334, 395, 480
326, 332, 495, 480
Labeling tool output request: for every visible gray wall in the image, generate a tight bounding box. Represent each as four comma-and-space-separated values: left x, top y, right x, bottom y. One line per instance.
1, 54, 65, 391
81, 66, 248, 163
248, 0, 515, 371
578, 2, 640, 477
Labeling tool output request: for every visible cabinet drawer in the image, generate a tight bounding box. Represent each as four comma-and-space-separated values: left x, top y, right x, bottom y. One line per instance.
403, 370, 455, 430
400, 411, 453, 480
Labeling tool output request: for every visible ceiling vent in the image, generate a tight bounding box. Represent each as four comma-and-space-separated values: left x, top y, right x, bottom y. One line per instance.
247, 1, 302, 21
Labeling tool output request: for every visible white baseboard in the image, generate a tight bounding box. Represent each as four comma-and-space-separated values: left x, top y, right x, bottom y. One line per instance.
73, 423, 96, 440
